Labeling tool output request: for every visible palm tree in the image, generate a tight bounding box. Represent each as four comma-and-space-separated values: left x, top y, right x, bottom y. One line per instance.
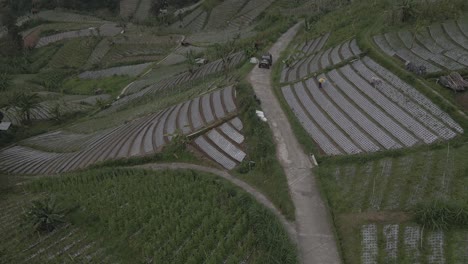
24, 196, 65, 232
7, 91, 41, 124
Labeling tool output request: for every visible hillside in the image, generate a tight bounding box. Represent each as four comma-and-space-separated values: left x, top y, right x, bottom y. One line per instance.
0, 0, 467, 263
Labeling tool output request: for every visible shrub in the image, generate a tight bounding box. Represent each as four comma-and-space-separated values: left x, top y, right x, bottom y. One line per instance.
414, 199, 468, 230
24, 196, 66, 233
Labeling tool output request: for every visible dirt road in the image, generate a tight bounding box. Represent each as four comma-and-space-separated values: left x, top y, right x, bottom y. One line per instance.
248, 23, 342, 264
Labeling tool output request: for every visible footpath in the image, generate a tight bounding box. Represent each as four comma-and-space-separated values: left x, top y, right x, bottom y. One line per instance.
247, 23, 342, 264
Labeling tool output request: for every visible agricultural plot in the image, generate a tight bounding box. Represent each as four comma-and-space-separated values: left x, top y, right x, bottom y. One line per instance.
0, 168, 297, 263
0, 86, 240, 174
226, 0, 275, 30
20, 130, 97, 153
134, 0, 152, 21
47, 38, 99, 69
102, 52, 245, 114
35, 23, 121, 48
0, 194, 114, 263
357, 224, 466, 264
318, 144, 468, 264
78, 62, 152, 79
373, 19, 468, 73
204, 0, 247, 30
1, 101, 91, 126
100, 43, 168, 67
36, 10, 104, 23
281, 56, 462, 155
194, 117, 246, 169
282, 34, 362, 84
120, 0, 140, 18
169, 7, 208, 32
84, 39, 111, 68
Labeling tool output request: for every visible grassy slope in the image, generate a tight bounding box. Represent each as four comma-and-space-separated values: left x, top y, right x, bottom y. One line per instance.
0, 168, 298, 263
48, 38, 100, 69
62, 76, 133, 96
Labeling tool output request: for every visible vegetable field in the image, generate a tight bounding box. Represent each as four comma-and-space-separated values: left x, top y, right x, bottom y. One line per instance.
317, 144, 468, 264
0, 168, 298, 263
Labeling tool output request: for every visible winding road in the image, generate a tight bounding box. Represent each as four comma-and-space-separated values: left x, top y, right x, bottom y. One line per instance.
248, 23, 341, 264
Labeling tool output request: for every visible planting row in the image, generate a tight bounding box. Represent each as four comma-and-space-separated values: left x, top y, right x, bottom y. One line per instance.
194, 117, 246, 169
120, 0, 141, 18
0, 194, 113, 263
281, 57, 461, 155
359, 224, 466, 264
101, 52, 245, 114
35, 24, 122, 48
18, 168, 297, 263
2, 101, 90, 126
79, 62, 152, 79
281, 38, 360, 83
170, 7, 208, 32
373, 19, 468, 73
325, 145, 464, 214
37, 10, 104, 23
134, 0, 152, 21
0, 86, 239, 174
204, 0, 248, 30
226, 0, 275, 30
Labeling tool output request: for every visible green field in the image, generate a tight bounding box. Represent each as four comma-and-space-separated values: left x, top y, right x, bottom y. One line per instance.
317, 144, 468, 263
0, 168, 297, 263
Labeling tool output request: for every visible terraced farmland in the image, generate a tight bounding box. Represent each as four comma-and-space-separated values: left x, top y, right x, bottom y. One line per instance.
0, 86, 240, 174
35, 24, 121, 48
373, 19, 468, 73
226, 0, 275, 30
47, 38, 99, 69
319, 144, 468, 264
282, 34, 363, 84
194, 117, 246, 169
0, 168, 297, 263
120, 0, 141, 19
204, 0, 247, 30
281, 56, 462, 155
170, 7, 208, 32
78, 62, 152, 79
101, 52, 245, 113
2, 101, 91, 126
36, 10, 104, 23
0, 194, 114, 264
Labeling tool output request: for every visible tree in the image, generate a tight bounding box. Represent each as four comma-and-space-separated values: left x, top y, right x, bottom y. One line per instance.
214, 36, 238, 78
6, 91, 41, 124
186, 50, 196, 74
0, 73, 11, 91
24, 196, 65, 233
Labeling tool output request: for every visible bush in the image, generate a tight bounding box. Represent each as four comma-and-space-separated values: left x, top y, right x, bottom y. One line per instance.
24, 196, 66, 233
414, 199, 468, 230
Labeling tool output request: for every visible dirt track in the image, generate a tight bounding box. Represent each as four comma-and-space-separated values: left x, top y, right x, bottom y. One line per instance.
248, 22, 342, 264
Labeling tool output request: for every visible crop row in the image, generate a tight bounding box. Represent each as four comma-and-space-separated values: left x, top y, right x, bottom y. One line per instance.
19, 168, 297, 263
358, 224, 466, 264
2, 101, 90, 126
281, 56, 461, 155
324, 146, 464, 213
0, 86, 239, 174
194, 117, 246, 169
35, 24, 121, 48
79, 62, 152, 79
373, 19, 468, 73
101, 52, 245, 114
281, 38, 360, 83
204, 0, 247, 30
226, 0, 275, 30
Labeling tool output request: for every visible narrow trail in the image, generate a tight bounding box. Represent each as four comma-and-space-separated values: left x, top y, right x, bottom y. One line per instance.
134, 163, 297, 243
247, 23, 342, 263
